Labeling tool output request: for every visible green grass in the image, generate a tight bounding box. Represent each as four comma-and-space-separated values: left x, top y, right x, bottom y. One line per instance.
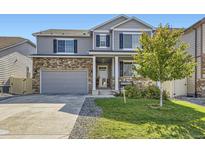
89, 98, 205, 139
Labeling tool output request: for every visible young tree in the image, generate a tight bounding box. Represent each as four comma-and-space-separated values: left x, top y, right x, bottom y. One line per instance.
134, 25, 195, 107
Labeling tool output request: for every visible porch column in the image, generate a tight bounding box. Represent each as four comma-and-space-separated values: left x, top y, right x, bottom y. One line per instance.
92, 56, 96, 91
115, 56, 119, 91
112, 57, 115, 78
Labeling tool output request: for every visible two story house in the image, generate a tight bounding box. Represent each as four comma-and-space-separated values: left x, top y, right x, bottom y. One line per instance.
0, 37, 36, 93
32, 15, 154, 95
182, 17, 205, 97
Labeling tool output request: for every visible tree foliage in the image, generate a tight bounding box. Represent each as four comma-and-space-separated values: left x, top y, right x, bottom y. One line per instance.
134, 25, 195, 82
134, 24, 195, 106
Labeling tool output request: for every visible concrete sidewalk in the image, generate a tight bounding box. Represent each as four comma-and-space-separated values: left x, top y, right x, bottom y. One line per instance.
0, 93, 13, 101
0, 95, 85, 139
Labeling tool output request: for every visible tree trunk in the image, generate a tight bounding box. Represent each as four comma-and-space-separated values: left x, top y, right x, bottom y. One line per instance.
159, 81, 163, 107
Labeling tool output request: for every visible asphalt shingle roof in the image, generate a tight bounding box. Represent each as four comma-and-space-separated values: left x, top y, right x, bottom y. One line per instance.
0, 37, 27, 50
33, 29, 90, 37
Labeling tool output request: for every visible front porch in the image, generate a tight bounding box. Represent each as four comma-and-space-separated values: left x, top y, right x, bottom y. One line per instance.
92, 56, 135, 95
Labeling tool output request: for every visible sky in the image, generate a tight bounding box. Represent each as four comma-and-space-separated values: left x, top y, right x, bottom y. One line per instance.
0, 14, 204, 42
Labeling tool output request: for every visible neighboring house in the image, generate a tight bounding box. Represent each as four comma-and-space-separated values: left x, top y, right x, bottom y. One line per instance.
182, 17, 205, 97
0, 37, 36, 93
32, 15, 155, 95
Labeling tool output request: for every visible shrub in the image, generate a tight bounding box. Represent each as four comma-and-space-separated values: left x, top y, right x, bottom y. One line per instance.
124, 85, 142, 99
162, 90, 169, 100
122, 85, 168, 100
144, 85, 168, 100
144, 85, 160, 99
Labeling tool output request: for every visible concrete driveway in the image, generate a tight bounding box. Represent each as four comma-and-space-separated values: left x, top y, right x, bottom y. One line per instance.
0, 95, 85, 139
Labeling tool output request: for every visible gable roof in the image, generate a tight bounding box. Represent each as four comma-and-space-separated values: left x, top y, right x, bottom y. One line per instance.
184, 17, 205, 34
111, 17, 154, 30
0, 37, 35, 52
90, 15, 129, 31
33, 29, 90, 37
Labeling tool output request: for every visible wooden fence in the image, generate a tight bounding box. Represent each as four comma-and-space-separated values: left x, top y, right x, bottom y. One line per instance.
9, 77, 32, 94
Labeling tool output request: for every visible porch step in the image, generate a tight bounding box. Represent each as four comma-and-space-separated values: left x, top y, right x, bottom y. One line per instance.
98, 89, 115, 95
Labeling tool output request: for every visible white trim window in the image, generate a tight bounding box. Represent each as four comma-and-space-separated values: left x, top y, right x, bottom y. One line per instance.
96, 34, 109, 48
123, 32, 142, 50
57, 39, 75, 53
123, 62, 133, 77
99, 34, 106, 48
122, 61, 140, 77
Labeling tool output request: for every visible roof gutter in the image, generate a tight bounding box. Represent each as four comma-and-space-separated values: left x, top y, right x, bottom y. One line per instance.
89, 51, 137, 56
32, 34, 91, 37
184, 17, 205, 34
29, 54, 92, 58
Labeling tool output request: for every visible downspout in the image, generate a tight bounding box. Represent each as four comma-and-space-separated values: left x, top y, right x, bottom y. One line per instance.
201, 25, 203, 78
194, 28, 198, 97
200, 25, 203, 96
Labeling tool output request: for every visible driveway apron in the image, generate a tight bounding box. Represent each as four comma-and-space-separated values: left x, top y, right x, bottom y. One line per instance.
0, 95, 85, 139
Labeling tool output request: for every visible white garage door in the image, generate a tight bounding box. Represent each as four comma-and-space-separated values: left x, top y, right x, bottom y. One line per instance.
40, 70, 88, 94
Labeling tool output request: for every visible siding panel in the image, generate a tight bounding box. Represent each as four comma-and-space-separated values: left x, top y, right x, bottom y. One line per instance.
182, 30, 196, 95
0, 52, 32, 85
94, 16, 127, 30
114, 19, 151, 29
37, 36, 92, 55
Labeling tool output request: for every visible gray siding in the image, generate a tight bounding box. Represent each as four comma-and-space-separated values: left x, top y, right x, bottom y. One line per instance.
182, 30, 196, 95
203, 24, 205, 53
37, 36, 92, 55
94, 16, 127, 30
114, 19, 152, 29
36, 17, 153, 53
182, 31, 195, 56
0, 42, 35, 85
0, 52, 33, 85
182, 25, 205, 95
113, 31, 121, 51
94, 18, 152, 51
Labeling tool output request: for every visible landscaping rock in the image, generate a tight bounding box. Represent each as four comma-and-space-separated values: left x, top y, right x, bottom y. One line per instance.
69, 97, 102, 139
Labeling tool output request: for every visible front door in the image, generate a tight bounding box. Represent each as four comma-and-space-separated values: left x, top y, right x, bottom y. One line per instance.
98, 65, 108, 88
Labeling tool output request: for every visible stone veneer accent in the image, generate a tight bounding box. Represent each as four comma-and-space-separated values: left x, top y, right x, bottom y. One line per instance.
197, 79, 205, 96
32, 57, 93, 93
119, 76, 153, 89
196, 54, 205, 96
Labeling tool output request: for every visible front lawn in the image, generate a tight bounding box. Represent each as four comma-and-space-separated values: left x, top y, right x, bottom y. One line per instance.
89, 98, 205, 139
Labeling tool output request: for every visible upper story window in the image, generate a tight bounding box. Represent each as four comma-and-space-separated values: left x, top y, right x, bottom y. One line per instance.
57, 39, 74, 53
53, 39, 77, 54
96, 34, 110, 48
99, 35, 106, 47
120, 33, 141, 50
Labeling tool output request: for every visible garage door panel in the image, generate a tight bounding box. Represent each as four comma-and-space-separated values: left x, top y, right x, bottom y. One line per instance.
41, 70, 88, 94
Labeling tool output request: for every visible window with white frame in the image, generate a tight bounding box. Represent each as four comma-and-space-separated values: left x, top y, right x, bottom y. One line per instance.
123, 62, 140, 77
99, 35, 106, 47
57, 39, 74, 53
123, 62, 133, 76
123, 33, 141, 49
